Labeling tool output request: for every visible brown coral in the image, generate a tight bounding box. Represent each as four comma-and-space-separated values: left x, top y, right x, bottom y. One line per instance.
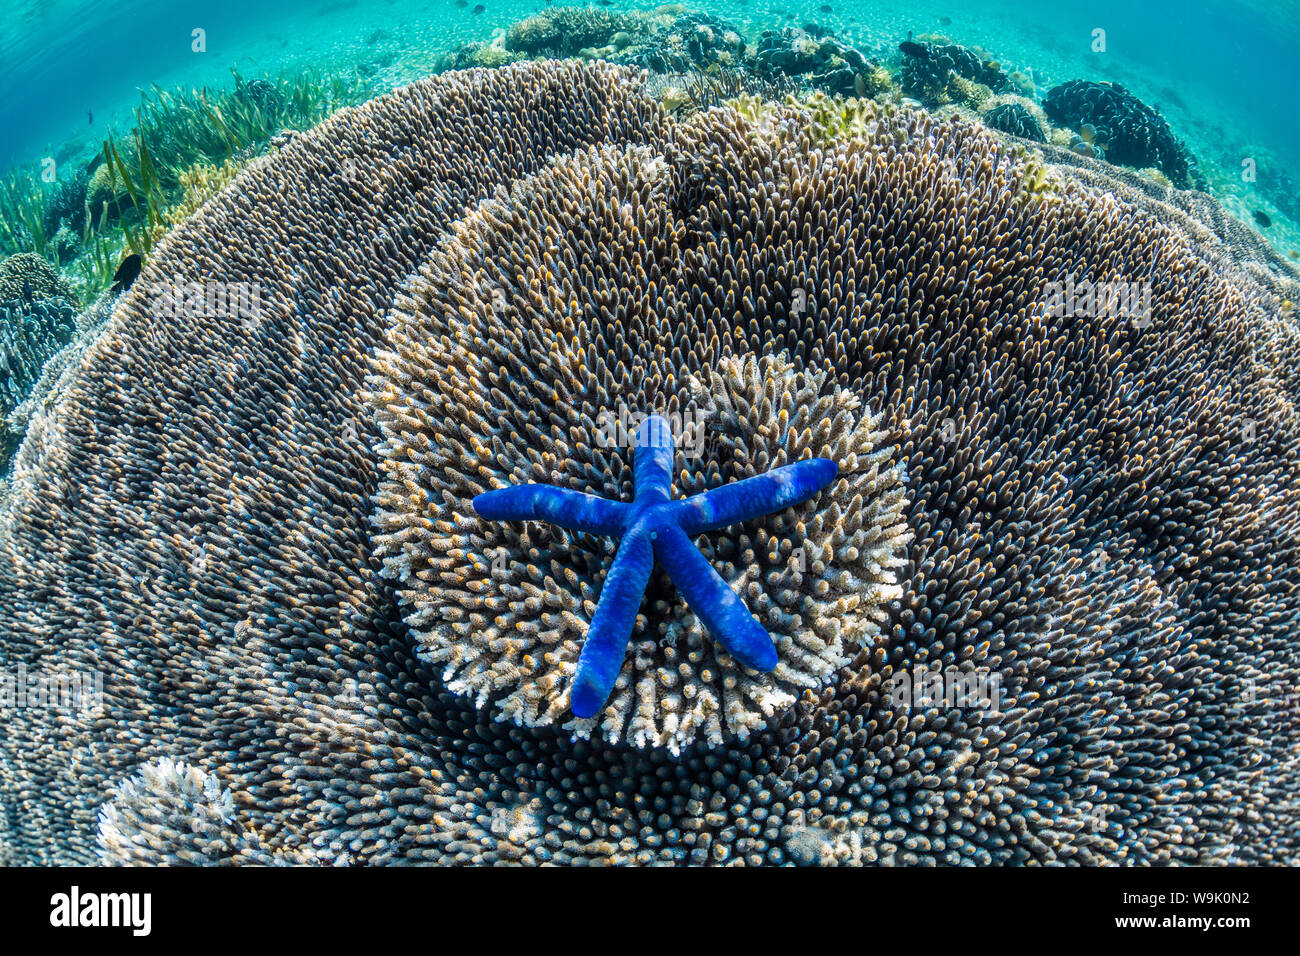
0, 252, 74, 302
1, 63, 1298, 867
372, 245, 911, 751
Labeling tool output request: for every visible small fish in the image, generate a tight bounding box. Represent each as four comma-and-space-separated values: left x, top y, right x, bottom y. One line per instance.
819, 3, 832, 11
21, 278, 32, 301
87, 110, 93, 124
111, 253, 142, 293
1254, 210, 1272, 228
1079, 123, 1097, 143
1289, 250, 1298, 259
472, 2, 485, 11
985, 60, 1000, 71
454, 0, 467, 6
938, 16, 952, 25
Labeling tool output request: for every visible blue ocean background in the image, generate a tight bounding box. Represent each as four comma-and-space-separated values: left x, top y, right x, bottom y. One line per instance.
1, 0, 1298, 240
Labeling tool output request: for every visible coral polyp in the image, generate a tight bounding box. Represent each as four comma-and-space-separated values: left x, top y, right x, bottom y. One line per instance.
473, 414, 839, 717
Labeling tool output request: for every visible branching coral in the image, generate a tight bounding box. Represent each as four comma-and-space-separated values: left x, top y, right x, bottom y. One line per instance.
982, 95, 1048, 143
1, 295, 78, 470
1043, 80, 1195, 188
0, 252, 74, 302
473, 414, 839, 718
2, 62, 1299, 867
98, 758, 325, 865
368, 150, 911, 750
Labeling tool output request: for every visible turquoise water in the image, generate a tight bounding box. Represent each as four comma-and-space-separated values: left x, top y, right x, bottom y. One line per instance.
2, 0, 1299, 249
0, 0, 1298, 286
1, 1, 1297, 162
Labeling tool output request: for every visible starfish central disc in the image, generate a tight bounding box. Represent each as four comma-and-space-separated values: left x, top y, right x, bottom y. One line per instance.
473, 414, 838, 717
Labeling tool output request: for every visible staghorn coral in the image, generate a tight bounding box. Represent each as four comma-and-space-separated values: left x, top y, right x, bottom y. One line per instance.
2, 62, 1299, 866
1043, 80, 1195, 188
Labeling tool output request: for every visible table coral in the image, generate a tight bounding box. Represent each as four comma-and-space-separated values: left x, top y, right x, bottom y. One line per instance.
473, 413, 838, 718
1, 62, 1298, 867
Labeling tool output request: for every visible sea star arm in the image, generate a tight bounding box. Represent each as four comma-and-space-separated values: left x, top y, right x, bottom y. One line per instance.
673, 458, 839, 535
570, 525, 656, 718
472, 485, 629, 536
634, 414, 674, 504
652, 522, 779, 672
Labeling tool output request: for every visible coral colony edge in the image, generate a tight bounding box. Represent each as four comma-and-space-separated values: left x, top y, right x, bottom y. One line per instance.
0, 7, 1298, 869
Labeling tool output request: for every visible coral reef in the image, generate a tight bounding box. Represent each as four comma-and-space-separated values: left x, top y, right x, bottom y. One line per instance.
752, 29, 879, 98
898, 38, 1009, 105
472, 414, 839, 719
0, 252, 74, 302
621, 12, 748, 73
982, 96, 1047, 143
2, 61, 1299, 867
505, 8, 639, 57
1043, 80, 1195, 188
1, 296, 79, 470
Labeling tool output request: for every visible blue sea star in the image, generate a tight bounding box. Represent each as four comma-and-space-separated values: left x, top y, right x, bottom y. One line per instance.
473, 414, 839, 718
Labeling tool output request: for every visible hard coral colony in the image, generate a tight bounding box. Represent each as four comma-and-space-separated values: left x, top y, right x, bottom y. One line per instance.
472, 414, 839, 719
0, 18, 1297, 872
